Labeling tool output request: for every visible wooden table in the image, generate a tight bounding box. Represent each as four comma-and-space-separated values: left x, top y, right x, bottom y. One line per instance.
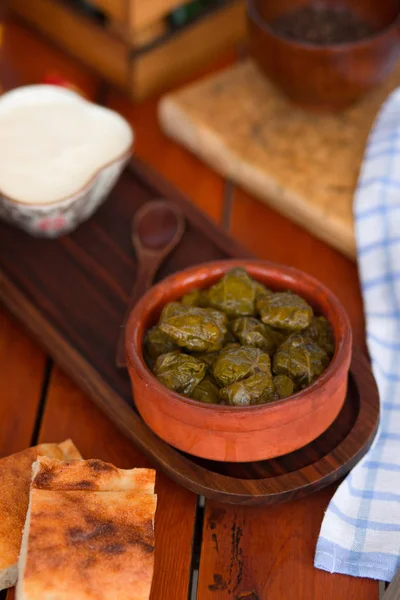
0, 17, 379, 600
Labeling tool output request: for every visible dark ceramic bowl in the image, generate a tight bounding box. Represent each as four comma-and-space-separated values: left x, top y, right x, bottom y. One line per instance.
247, 0, 400, 111
125, 260, 352, 462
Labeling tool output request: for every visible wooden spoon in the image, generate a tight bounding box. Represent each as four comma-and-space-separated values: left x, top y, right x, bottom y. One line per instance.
116, 199, 185, 368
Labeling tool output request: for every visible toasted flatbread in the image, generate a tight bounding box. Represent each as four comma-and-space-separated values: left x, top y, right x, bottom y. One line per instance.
32, 457, 155, 494
0, 440, 82, 590
17, 458, 157, 600
58, 439, 82, 460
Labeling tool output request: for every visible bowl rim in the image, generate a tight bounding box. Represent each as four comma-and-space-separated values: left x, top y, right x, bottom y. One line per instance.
1, 147, 133, 209
246, 0, 400, 51
0, 84, 134, 208
125, 259, 352, 416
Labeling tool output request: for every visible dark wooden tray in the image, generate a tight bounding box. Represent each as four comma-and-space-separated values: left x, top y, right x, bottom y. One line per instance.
0, 159, 379, 504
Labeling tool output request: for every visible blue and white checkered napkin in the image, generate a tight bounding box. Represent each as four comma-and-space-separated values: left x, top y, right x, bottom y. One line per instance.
315, 89, 400, 582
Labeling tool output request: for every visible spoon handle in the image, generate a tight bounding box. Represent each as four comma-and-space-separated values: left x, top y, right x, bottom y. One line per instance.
116, 258, 159, 368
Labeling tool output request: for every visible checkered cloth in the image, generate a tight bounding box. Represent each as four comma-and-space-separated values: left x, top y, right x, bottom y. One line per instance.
315, 89, 400, 582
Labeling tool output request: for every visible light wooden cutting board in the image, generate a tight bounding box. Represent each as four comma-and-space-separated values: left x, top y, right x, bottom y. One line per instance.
158, 59, 400, 259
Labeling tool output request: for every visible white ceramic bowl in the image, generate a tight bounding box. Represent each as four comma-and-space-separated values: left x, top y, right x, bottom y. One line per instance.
0, 85, 134, 237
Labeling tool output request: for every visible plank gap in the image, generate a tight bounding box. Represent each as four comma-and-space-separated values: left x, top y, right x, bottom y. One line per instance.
188, 497, 205, 600
29, 357, 53, 446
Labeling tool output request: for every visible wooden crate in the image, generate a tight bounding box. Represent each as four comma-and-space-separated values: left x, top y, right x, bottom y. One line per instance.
10, 0, 246, 100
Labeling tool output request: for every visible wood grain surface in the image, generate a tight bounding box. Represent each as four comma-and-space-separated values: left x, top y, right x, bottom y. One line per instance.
0, 309, 45, 455
197, 491, 378, 599
159, 59, 400, 259
0, 15, 380, 600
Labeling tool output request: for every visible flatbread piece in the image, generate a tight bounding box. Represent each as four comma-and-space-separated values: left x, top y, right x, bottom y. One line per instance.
0, 440, 81, 590
17, 457, 157, 600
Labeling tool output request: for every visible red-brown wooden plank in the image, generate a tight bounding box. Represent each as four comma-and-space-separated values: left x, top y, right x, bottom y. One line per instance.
0, 307, 45, 455
198, 492, 377, 599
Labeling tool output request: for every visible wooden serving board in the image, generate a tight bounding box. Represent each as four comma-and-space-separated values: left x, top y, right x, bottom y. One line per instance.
0, 159, 379, 504
159, 59, 400, 259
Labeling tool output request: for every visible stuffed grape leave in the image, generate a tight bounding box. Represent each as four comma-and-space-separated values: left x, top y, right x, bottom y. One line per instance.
208, 268, 258, 317
159, 303, 227, 352
272, 374, 295, 399
144, 326, 177, 360
213, 346, 271, 387
191, 375, 220, 404
219, 371, 273, 406
153, 351, 206, 395
303, 316, 334, 356
273, 333, 330, 387
257, 291, 313, 331
230, 317, 283, 355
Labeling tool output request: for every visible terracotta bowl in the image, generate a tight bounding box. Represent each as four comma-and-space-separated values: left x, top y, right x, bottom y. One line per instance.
125, 260, 352, 462
247, 0, 400, 111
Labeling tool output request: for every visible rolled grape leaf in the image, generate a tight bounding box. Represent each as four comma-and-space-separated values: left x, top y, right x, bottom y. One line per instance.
144, 326, 177, 360
272, 374, 295, 399
230, 316, 282, 354
153, 351, 206, 395
191, 375, 220, 404
303, 316, 334, 356
273, 333, 330, 386
213, 346, 271, 387
208, 268, 258, 317
160, 303, 227, 352
159, 301, 185, 320
257, 291, 313, 331
219, 371, 273, 406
